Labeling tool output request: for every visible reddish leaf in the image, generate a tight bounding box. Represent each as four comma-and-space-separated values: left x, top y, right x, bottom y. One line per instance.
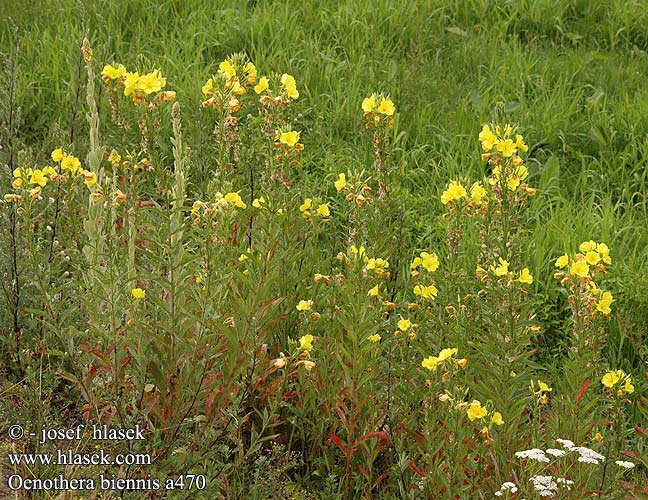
620, 450, 640, 460
633, 426, 648, 437
356, 431, 390, 447
329, 433, 346, 455
398, 425, 427, 444
407, 460, 426, 477
357, 464, 369, 479
577, 378, 590, 405
372, 472, 388, 489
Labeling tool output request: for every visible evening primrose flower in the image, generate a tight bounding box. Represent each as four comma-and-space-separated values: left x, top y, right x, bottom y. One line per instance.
519, 268, 533, 284
441, 180, 467, 204
377, 98, 395, 116
470, 182, 486, 204
82, 170, 97, 187
397, 318, 412, 331
254, 76, 269, 94
570, 260, 589, 278
316, 204, 330, 216
515, 134, 528, 152
61, 155, 81, 175
596, 291, 613, 315
299, 334, 314, 351
101, 64, 126, 81
202, 78, 214, 97
361, 95, 376, 113
412, 252, 440, 273
136, 70, 165, 94
413, 284, 437, 299
601, 370, 624, 388
29, 169, 47, 187
334, 173, 347, 192
367, 285, 380, 297
218, 60, 236, 79
281, 73, 298, 99
367, 334, 381, 343
296, 299, 313, 311
492, 258, 509, 276
497, 138, 516, 157
123, 72, 141, 96
299, 198, 312, 213
537, 381, 552, 393
51, 148, 65, 162
131, 288, 146, 299
466, 400, 488, 421
279, 130, 300, 147
479, 124, 498, 151
491, 412, 504, 426
555, 254, 569, 268
224, 192, 247, 209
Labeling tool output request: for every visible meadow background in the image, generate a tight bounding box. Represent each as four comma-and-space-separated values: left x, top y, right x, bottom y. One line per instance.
1, 0, 647, 498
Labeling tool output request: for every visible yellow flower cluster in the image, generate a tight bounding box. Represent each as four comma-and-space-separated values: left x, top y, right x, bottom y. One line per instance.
5, 148, 95, 202
421, 347, 460, 370
440, 180, 487, 206
299, 198, 330, 218
484, 257, 534, 285
190, 191, 248, 222
361, 93, 395, 128
479, 124, 535, 195
554, 241, 613, 317
275, 129, 304, 154
102, 64, 172, 104
531, 380, 553, 405
411, 252, 440, 300
601, 370, 634, 395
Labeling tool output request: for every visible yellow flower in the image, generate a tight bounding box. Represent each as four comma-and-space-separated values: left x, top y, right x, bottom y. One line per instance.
585, 251, 600, 265
518, 268, 533, 284
4, 194, 21, 202
367, 285, 380, 297
231, 80, 246, 94
254, 76, 269, 94
507, 175, 521, 191
367, 334, 381, 343
496, 139, 516, 157
397, 318, 412, 331
596, 291, 613, 315
279, 130, 300, 147
570, 261, 589, 278
224, 192, 247, 209
470, 182, 486, 204
123, 72, 141, 96
537, 381, 552, 393
515, 134, 528, 152
281, 73, 299, 99
420, 252, 439, 272
61, 155, 81, 175
441, 181, 467, 204
51, 148, 64, 162
366, 258, 389, 275
218, 60, 237, 79
101, 64, 126, 80
493, 258, 509, 277
467, 401, 488, 421
624, 377, 634, 394
296, 299, 313, 311
316, 204, 330, 216
601, 370, 624, 388
421, 356, 439, 370
579, 240, 597, 253
597, 243, 611, 264
252, 197, 266, 208
83, 170, 97, 187
244, 62, 257, 83
137, 70, 166, 94
491, 412, 504, 426
350, 245, 366, 257
274, 353, 287, 368
131, 288, 146, 299
299, 198, 312, 212
202, 78, 214, 97
479, 124, 498, 151
29, 169, 47, 187
555, 254, 569, 268
438, 348, 458, 362
334, 173, 347, 192
238, 253, 248, 262
413, 284, 438, 299
299, 334, 314, 351
361, 96, 376, 113
377, 98, 395, 116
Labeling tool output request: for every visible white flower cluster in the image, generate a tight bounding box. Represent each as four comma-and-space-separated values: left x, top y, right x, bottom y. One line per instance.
494, 481, 518, 496
529, 475, 574, 496
515, 448, 549, 463
573, 446, 606, 465
615, 460, 635, 469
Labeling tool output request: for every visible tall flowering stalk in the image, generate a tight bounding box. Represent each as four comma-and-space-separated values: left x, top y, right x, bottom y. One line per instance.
362, 93, 395, 199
